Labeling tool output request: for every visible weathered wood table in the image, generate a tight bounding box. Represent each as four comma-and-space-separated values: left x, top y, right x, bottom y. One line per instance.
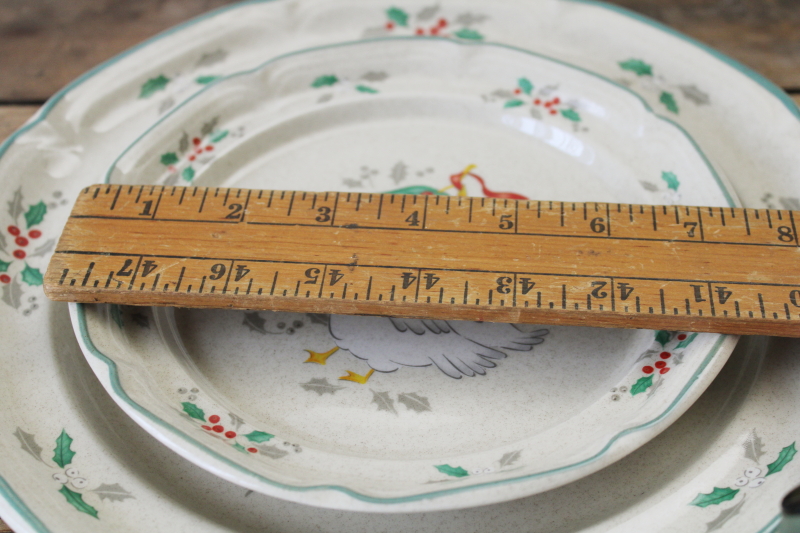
0, 1, 798, 531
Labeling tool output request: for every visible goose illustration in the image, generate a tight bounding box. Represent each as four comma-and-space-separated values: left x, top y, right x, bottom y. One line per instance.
305, 315, 549, 382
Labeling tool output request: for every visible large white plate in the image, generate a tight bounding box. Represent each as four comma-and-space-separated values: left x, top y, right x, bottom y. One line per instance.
0, 0, 798, 530
76, 36, 736, 511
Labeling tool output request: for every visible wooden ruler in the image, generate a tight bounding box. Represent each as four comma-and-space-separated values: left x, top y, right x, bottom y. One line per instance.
44, 184, 800, 337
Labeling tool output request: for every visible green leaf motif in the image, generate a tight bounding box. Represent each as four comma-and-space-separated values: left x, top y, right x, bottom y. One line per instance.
0, 259, 10, 273
676, 332, 698, 349
435, 464, 469, 477
53, 429, 76, 468
139, 75, 170, 98
245, 430, 274, 443
311, 75, 339, 88
386, 7, 409, 26
24, 201, 47, 229
195, 75, 220, 85
518, 78, 533, 95
385, 185, 442, 195
661, 171, 680, 191
59, 485, 98, 519
690, 487, 739, 508
160, 152, 179, 166
110, 304, 123, 328
355, 85, 378, 94
630, 374, 654, 396
182, 167, 195, 182
660, 91, 679, 114
619, 58, 653, 76
210, 130, 228, 143
655, 330, 672, 346
504, 99, 524, 108
766, 442, 797, 476
181, 402, 206, 422
232, 442, 247, 453
453, 28, 484, 40
20, 264, 43, 286
560, 109, 581, 122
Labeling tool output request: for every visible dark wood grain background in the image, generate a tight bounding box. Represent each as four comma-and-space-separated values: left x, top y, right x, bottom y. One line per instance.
0, 1, 798, 531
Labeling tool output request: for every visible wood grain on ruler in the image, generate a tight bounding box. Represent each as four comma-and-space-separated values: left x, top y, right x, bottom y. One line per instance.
45, 185, 800, 337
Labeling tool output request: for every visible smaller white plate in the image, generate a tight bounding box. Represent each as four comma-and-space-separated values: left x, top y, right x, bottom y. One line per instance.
76, 38, 736, 512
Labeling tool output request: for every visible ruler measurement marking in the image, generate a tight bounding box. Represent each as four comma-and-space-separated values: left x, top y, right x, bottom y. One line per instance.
81, 262, 94, 286
697, 207, 705, 241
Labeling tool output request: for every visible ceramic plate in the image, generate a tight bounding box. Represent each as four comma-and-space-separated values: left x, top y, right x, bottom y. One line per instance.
75, 37, 736, 511
0, 0, 798, 530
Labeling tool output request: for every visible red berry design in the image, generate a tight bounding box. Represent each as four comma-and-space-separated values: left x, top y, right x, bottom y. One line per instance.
212, 425, 224, 433
660, 351, 671, 359
415, 28, 424, 35
660, 367, 670, 374
28, 230, 41, 239
514, 88, 521, 94
189, 155, 196, 161
553, 97, 560, 104
7, 226, 20, 236
13, 250, 25, 259
677, 334, 687, 340
385, 22, 394, 30
201, 425, 211, 431
193, 137, 201, 146
15, 237, 28, 247
247, 447, 258, 453
655, 361, 666, 369
549, 109, 557, 115
0, 275, 10, 284
642, 366, 654, 374
544, 101, 552, 107
225, 431, 236, 439
534, 99, 541, 105
208, 415, 221, 423
438, 18, 447, 27
430, 27, 439, 35
205, 145, 213, 151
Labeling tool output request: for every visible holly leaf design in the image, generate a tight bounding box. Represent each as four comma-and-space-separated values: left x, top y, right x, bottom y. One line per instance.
618, 59, 653, 76
454, 28, 484, 40
311, 75, 339, 88
233, 442, 247, 453
660, 91, 679, 114
91, 483, 134, 502
371, 390, 397, 414
110, 304, 124, 328
560, 108, 581, 122
196, 49, 228, 67
7, 187, 23, 221
1, 278, 23, 309
518, 78, 533, 95
20, 264, 43, 286
631, 374, 654, 396
182, 167, 195, 182
210, 130, 228, 143
766, 442, 797, 476
53, 429, 76, 468
435, 464, 469, 478
301, 378, 344, 395
0, 259, 9, 273
661, 171, 680, 191
24, 201, 47, 229
255, 444, 289, 459
705, 494, 746, 532
355, 85, 378, 94
13, 427, 45, 463
676, 332, 698, 349
200, 117, 219, 137
398, 392, 431, 412
195, 75, 220, 85
504, 99, 524, 108
181, 402, 206, 422
160, 152, 179, 166
655, 330, 671, 346
386, 7, 409, 26
679, 84, 710, 105
245, 430, 274, 443
416, 5, 440, 20
59, 485, 98, 519
139, 75, 170, 98
690, 487, 739, 508
242, 312, 267, 333
390, 161, 407, 185
742, 430, 766, 463
498, 450, 522, 468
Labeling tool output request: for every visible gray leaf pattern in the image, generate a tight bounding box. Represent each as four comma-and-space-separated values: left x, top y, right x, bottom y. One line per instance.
498, 450, 522, 468
416, 5, 440, 20
371, 390, 397, 414
397, 392, 431, 412
361, 71, 388, 82
491, 89, 515, 100
29, 238, 55, 258
1, 278, 23, 309
200, 117, 219, 137
228, 412, 245, 431
158, 97, 176, 115
92, 483, 135, 502
639, 180, 659, 192
7, 188, 23, 222
196, 49, 228, 67
301, 378, 344, 396
342, 178, 363, 188
742, 430, 766, 463
454, 12, 488, 25
0, 231, 5, 253
255, 444, 289, 459
530, 106, 542, 120
679, 84, 710, 106
390, 162, 407, 185
317, 93, 334, 104
179, 132, 190, 154
13, 427, 45, 464
362, 26, 390, 39
635, 349, 659, 363
646, 376, 665, 398
705, 494, 746, 532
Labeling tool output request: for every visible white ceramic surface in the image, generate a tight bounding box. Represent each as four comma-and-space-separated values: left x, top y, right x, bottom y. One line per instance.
0, 0, 799, 531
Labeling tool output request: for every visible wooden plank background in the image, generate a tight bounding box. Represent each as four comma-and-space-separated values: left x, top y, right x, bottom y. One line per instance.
0, 1, 798, 531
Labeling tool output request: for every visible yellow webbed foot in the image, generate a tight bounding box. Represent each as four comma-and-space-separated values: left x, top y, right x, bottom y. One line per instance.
339, 369, 375, 384
304, 347, 339, 365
